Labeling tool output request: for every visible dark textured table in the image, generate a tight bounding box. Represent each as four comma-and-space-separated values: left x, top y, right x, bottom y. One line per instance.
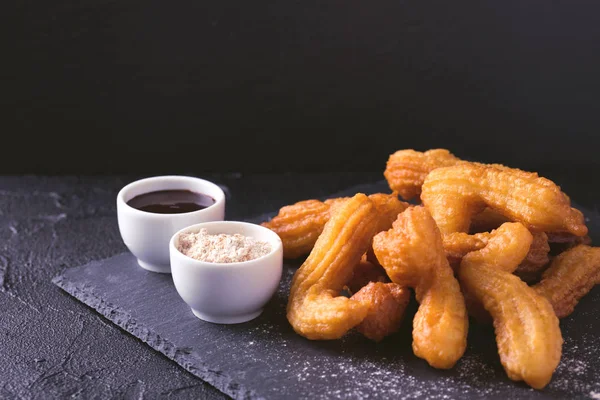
1, 170, 598, 399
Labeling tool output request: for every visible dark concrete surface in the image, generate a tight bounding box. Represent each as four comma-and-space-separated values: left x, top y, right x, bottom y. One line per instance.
1, 170, 599, 399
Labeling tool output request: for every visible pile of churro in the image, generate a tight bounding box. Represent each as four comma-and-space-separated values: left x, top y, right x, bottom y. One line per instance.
261, 149, 598, 389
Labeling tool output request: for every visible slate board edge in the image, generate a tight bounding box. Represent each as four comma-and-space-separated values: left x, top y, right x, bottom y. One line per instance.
51, 273, 260, 400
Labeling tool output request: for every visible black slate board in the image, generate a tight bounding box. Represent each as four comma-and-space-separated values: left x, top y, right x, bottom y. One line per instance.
53, 181, 600, 399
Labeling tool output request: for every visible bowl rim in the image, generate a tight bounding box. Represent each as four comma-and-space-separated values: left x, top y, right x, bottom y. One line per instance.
169, 220, 283, 268
117, 175, 226, 219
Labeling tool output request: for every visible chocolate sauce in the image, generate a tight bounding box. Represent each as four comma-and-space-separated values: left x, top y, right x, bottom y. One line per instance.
127, 190, 215, 214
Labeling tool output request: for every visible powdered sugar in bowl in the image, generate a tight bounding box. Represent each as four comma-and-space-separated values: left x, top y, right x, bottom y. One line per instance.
169, 221, 283, 324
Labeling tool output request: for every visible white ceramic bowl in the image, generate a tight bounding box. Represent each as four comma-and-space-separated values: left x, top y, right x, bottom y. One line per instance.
117, 175, 226, 273
169, 221, 283, 324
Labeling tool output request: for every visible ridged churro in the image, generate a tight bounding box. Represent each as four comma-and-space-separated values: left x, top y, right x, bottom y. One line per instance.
373, 206, 468, 369
287, 194, 409, 340
384, 149, 462, 200
421, 162, 587, 236
459, 222, 562, 389
534, 245, 600, 318
263, 193, 408, 259
352, 281, 410, 342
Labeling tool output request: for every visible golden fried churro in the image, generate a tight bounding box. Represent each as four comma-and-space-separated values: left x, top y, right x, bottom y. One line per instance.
351, 282, 410, 342
467, 207, 577, 282
347, 257, 388, 294
468, 207, 581, 282
261, 197, 347, 259
458, 223, 534, 323
442, 231, 490, 268
287, 194, 383, 340
469, 207, 585, 273
263, 194, 408, 259
534, 245, 600, 318
373, 206, 468, 369
458, 222, 562, 389
442, 229, 549, 281
470, 208, 510, 233
369, 193, 411, 232
384, 149, 462, 200
421, 163, 588, 237
514, 232, 551, 283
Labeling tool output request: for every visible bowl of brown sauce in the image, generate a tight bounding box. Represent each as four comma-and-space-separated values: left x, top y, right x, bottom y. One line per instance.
117, 176, 225, 273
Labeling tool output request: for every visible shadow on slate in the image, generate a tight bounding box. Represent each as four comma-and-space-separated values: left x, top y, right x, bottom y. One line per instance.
52, 180, 600, 399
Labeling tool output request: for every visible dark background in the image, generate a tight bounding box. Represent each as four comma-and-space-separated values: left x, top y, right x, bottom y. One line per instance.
4, 0, 600, 174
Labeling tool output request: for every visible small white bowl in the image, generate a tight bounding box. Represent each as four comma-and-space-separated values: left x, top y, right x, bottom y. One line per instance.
169, 221, 283, 324
117, 175, 226, 273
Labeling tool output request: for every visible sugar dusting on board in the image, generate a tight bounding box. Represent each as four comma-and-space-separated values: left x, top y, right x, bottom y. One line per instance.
254, 268, 523, 399
239, 263, 600, 399
546, 333, 600, 398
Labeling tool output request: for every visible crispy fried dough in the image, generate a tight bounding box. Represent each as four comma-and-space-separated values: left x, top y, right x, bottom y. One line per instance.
459, 222, 562, 389
347, 257, 388, 294
261, 197, 348, 259
369, 192, 411, 233
287, 193, 409, 340
534, 245, 600, 318
263, 193, 408, 259
443, 231, 490, 268
421, 163, 587, 236
514, 232, 551, 283
442, 230, 549, 281
470, 208, 510, 233
352, 282, 411, 342
373, 206, 468, 369
459, 223, 535, 323
384, 149, 462, 200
